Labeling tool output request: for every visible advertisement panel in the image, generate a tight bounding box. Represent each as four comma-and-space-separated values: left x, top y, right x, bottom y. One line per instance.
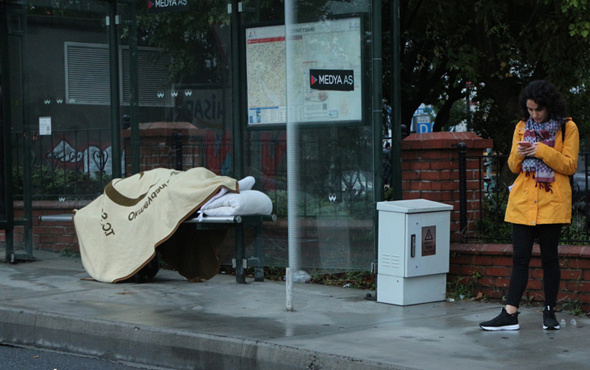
246, 17, 362, 125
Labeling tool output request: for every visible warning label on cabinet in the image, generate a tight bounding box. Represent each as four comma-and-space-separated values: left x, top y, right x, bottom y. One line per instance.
422, 225, 436, 256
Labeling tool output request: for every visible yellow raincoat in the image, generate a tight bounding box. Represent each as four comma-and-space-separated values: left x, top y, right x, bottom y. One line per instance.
504, 119, 579, 225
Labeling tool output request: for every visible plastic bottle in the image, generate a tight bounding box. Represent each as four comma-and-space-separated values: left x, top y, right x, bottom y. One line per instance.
570, 319, 577, 326
560, 318, 566, 328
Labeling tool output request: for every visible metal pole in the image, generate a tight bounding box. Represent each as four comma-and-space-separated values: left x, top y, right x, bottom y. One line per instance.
174, 132, 183, 170
108, 2, 122, 178
17, 2, 33, 259
373, 0, 383, 198
285, 0, 300, 311
466, 81, 472, 129
230, 0, 243, 180
372, 0, 383, 272
286, 267, 294, 311
0, 0, 14, 261
128, 0, 140, 175
458, 142, 467, 242
390, 0, 402, 200
235, 222, 246, 283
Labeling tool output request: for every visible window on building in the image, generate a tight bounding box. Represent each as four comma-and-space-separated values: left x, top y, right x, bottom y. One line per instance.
65, 42, 173, 106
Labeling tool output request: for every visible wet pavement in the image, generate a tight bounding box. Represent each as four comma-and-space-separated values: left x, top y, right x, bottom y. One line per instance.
1, 247, 589, 369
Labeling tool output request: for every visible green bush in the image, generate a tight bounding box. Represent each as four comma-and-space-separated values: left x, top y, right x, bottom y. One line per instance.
12, 165, 111, 200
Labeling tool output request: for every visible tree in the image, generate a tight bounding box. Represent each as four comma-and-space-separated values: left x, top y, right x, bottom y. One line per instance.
133, 0, 231, 85
383, 0, 590, 153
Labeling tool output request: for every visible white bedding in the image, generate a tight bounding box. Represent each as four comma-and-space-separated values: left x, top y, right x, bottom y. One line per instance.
199, 176, 272, 216
200, 189, 273, 216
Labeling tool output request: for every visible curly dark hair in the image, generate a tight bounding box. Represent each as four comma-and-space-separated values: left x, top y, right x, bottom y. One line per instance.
519, 80, 567, 121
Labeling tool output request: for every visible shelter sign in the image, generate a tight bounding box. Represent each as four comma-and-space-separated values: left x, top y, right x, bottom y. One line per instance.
309, 69, 354, 91
147, 0, 188, 13
245, 17, 362, 125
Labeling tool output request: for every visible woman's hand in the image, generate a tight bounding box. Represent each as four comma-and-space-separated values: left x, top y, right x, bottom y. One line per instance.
517, 142, 538, 157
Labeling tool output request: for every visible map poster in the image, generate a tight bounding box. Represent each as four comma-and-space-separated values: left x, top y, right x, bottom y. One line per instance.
246, 17, 362, 125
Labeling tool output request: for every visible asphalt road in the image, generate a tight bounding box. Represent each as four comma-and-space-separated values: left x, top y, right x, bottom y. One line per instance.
0, 344, 165, 370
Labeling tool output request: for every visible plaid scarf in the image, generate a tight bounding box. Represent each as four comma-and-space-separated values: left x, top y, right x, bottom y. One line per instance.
521, 117, 561, 188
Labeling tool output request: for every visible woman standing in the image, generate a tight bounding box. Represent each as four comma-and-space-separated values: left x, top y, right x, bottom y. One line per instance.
479, 80, 579, 331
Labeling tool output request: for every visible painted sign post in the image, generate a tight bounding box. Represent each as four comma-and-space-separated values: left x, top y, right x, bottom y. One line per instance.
413, 114, 432, 133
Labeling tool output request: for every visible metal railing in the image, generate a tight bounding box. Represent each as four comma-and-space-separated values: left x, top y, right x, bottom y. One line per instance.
459, 147, 590, 244
166, 135, 374, 219
12, 129, 375, 220
12, 129, 113, 201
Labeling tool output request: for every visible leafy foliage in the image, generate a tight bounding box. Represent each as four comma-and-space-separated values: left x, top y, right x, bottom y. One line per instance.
133, 0, 232, 84
474, 198, 513, 243
447, 271, 482, 301
309, 270, 376, 290
12, 165, 110, 200
562, 0, 590, 38
383, 0, 590, 153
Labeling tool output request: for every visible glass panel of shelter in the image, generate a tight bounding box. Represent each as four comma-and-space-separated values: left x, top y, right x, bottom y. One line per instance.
123, 1, 235, 178
3, 0, 377, 272
240, 0, 376, 271
1, 0, 111, 258
8, 1, 111, 202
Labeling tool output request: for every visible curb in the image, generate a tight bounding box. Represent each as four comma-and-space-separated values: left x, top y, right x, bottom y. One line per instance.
0, 307, 405, 370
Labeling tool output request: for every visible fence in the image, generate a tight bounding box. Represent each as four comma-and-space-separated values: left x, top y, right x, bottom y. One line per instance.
12, 128, 375, 219
13, 127, 590, 243
12, 129, 114, 201
125, 130, 375, 219
458, 147, 590, 244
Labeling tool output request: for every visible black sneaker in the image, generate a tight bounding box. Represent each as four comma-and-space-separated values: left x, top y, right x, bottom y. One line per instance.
543, 306, 560, 330
480, 308, 520, 331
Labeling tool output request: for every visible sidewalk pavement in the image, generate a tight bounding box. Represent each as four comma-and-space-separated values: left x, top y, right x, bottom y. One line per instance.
1, 248, 589, 370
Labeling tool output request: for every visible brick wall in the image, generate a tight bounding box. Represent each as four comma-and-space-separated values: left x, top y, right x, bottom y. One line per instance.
122, 121, 206, 173
449, 244, 590, 312
401, 131, 493, 242
24, 201, 88, 253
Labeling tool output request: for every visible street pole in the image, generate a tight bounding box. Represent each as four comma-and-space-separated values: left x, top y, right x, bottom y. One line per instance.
108, 1, 121, 178
391, 0, 402, 200
284, 0, 300, 312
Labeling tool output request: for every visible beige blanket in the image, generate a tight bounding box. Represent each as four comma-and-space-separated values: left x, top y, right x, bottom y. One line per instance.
73, 168, 237, 283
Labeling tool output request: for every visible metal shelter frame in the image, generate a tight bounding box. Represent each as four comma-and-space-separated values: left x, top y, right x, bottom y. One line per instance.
1, 0, 393, 273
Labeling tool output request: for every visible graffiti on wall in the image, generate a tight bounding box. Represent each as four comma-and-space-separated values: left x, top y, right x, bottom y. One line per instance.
46, 139, 119, 177
167, 88, 227, 129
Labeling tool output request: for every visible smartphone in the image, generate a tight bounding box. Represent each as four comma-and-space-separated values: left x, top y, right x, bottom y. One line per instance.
518, 141, 532, 147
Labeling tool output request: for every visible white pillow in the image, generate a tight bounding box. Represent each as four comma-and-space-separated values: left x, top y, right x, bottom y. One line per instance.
201, 190, 273, 216
238, 176, 255, 191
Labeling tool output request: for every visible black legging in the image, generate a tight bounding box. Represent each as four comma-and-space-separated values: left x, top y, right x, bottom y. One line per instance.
506, 223, 562, 308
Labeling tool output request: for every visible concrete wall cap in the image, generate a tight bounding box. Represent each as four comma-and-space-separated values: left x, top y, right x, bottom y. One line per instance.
401, 132, 493, 150
121, 122, 205, 138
